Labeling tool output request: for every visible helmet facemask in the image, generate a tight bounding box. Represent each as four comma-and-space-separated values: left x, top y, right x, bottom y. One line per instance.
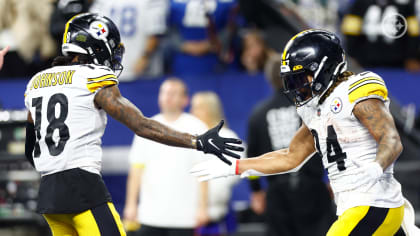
282, 69, 315, 106
111, 43, 124, 77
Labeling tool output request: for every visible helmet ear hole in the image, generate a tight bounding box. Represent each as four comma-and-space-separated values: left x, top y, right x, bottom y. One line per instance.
313, 82, 323, 93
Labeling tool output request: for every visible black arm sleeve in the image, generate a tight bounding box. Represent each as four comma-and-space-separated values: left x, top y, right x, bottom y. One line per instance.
25, 122, 35, 167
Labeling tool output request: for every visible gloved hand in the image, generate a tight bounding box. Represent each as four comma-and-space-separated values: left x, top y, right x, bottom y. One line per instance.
352, 161, 383, 190
190, 157, 239, 181
196, 120, 244, 165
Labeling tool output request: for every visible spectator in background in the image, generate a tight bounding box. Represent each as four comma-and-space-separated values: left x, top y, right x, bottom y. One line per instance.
246, 54, 334, 236
166, 0, 238, 75
286, 0, 339, 32
240, 29, 273, 74
123, 78, 209, 236
50, 0, 93, 54
0, 0, 56, 78
341, 0, 420, 72
90, 0, 168, 81
190, 92, 243, 236
0, 46, 9, 71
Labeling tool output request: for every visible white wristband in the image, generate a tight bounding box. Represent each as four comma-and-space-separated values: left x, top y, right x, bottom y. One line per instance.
368, 162, 383, 179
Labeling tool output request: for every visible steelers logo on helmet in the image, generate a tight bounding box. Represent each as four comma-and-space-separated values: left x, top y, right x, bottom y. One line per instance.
89, 21, 109, 40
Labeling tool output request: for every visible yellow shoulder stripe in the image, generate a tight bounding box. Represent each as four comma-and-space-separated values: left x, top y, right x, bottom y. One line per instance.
87, 74, 117, 82
87, 80, 117, 93
348, 83, 388, 103
349, 77, 384, 90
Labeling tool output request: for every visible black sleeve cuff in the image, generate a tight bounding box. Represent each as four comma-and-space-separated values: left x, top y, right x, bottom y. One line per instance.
25, 122, 35, 167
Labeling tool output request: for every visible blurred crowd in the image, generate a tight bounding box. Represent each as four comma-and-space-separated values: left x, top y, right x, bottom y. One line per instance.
1, 0, 420, 81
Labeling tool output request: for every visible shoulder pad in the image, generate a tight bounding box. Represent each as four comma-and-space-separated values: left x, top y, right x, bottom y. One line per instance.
85, 65, 118, 93
348, 71, 388, 104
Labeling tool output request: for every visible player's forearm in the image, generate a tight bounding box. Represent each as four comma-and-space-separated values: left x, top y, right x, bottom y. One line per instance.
353, 99, 403, 170
96, 86, 196, 149
135, 116, 196, 149
238, 149, 297, 175
375, 131, 402, 170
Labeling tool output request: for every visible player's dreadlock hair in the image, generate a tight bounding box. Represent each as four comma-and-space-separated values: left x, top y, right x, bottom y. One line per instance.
52, 53, 93, 67
319, 71, 354, 105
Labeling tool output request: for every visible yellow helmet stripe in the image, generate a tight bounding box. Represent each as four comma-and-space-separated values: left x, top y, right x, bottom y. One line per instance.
62, 14, 81, 44
281, 29, 314, 65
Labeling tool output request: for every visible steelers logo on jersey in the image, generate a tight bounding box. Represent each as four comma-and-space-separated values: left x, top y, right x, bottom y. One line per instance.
331, 97, 342, 113
89, 21, 109, 40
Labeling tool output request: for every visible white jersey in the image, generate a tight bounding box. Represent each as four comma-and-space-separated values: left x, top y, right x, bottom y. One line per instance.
129, 113, 208, 228
24, 64, 118, 176
90, 0, 168, 81
297, 71, 404, 215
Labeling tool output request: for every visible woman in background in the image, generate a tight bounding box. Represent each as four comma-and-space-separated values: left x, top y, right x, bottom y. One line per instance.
191, 92, 244, 236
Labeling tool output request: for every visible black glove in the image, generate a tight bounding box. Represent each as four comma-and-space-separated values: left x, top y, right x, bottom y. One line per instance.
196, 120, 244, 165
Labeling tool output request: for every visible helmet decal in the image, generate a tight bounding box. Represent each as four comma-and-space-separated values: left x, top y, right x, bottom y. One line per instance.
60, 13, 124, 76
89, 21, 109, 40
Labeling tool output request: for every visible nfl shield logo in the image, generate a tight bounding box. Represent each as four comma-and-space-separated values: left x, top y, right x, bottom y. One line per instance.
330, 98, 342, 113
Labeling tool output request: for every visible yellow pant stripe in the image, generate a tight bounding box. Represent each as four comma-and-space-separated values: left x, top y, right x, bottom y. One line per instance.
43, 202, 126, 236
72, 208, 102, 236
107, 202, 126, 236
373, 206, 404, 236
327, 206, 404, 236
327, 206, 370, 235
44, 214, 78, 236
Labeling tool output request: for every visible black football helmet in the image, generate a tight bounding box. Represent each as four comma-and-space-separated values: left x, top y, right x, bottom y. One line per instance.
280, 29, 347, 106
62, 13, 124, 76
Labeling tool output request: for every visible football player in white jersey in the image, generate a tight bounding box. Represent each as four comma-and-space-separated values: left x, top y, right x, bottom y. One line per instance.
191, 29, 418, 235
24, 13, 243, 236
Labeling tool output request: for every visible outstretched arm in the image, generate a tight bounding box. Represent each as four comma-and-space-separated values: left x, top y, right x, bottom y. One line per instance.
238, 123, 316, 175
191, 124, 316, 181
95, 85, 196, 148
94, 85, 243, 163
353, 99, 403, 170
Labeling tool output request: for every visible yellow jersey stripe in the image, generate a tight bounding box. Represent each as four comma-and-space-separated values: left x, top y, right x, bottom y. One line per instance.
87, 80, 117, 93
87, 74, 117, 82
348, 83, 388, 103
349, 77, 384, 90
